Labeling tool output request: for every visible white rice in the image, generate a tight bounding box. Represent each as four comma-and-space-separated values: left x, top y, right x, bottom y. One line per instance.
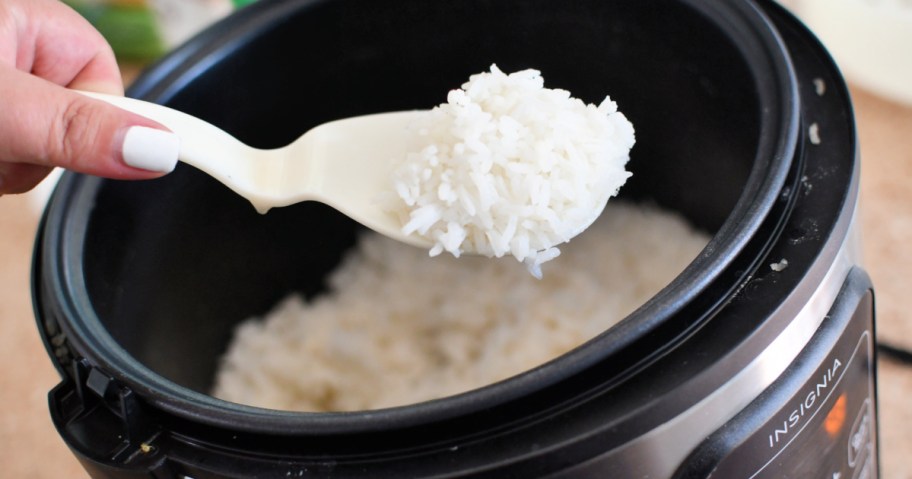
391, 65, 635, 278
212, 203, 708, 412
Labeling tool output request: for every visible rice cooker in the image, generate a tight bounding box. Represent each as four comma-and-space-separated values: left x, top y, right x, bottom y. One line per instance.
32, 0, 876, 477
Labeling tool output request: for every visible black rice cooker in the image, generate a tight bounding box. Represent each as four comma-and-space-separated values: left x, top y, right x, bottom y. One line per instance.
32, 0, 876, 477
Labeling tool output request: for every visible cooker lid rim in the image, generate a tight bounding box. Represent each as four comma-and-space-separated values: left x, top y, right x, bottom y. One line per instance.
38, 0, 804, 436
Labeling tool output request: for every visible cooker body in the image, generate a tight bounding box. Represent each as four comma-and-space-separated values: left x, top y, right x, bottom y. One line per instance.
32, 0, 874, 477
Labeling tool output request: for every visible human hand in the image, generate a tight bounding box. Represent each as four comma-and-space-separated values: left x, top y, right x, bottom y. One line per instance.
0, 0, 179, 195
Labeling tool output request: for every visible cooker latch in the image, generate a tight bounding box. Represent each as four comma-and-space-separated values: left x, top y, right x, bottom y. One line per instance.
49, 358, 169, 475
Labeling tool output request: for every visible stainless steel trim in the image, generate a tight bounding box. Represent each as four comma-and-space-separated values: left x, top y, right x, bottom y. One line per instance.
557, 168, 863, 478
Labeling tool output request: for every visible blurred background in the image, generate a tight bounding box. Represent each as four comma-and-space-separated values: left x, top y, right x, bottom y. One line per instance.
1, 0, 910, 477
62, 0, 258, 61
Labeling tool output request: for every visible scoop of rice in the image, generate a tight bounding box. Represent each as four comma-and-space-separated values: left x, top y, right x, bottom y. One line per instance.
392, 65, 635, 278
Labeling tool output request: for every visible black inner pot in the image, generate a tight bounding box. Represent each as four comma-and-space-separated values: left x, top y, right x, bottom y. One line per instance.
52, 0, 795, 432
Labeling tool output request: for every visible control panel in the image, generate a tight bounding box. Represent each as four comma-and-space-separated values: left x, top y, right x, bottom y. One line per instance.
676, 280, 877, 479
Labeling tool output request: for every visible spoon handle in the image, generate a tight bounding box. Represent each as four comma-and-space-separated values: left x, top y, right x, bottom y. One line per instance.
78, 91, 263, 200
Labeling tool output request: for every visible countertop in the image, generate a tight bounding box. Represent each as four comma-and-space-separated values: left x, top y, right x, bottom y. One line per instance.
1, 83, 910, 478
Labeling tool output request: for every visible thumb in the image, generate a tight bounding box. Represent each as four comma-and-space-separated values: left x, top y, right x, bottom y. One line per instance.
0, 65, 179, 180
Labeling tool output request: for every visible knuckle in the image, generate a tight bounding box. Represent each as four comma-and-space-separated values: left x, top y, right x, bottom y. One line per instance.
49, 98, 105, 167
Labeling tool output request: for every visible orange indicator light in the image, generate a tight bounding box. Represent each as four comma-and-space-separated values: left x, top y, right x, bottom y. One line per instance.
825, 393, 847, 437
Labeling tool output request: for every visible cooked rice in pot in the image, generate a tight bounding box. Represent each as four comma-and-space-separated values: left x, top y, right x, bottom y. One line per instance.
212, 203, 708, 412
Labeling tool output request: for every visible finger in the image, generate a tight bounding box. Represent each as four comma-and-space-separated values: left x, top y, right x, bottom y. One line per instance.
67, 48, 124, 95
0, 162, 53, 195
0, 66, 179, 178
17, 0, 123, 94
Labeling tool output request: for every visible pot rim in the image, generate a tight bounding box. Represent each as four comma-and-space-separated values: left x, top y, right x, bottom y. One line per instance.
39, 0, 799, 435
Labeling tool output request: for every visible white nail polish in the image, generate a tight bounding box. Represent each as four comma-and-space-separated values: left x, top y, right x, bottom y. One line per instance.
122, 126, 180, 173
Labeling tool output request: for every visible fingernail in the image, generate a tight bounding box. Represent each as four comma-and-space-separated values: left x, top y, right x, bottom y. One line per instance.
122, 126, 180, 173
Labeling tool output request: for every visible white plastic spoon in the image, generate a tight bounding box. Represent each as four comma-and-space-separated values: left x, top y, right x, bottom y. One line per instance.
83, 92, 433, 249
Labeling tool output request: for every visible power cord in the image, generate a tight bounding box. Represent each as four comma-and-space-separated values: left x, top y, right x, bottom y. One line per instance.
877, 342, 912, 366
